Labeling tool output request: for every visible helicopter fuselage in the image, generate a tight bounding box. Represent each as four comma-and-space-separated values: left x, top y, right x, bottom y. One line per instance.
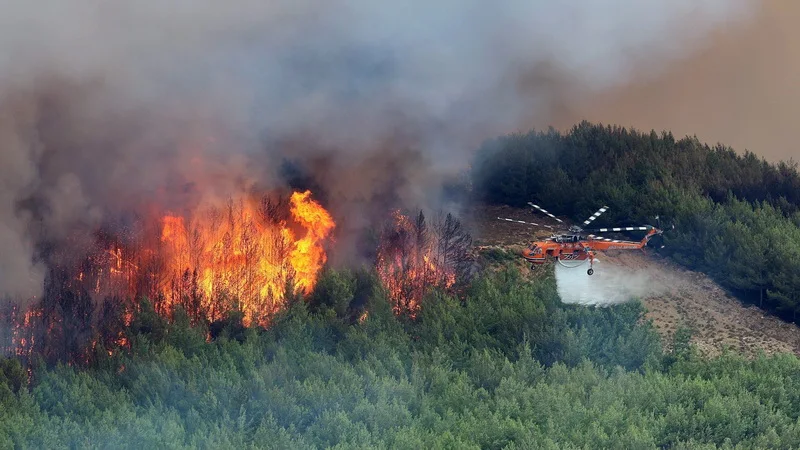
521, 227, 661, 268
521, 238, 591, 264
499, 202, 669, 276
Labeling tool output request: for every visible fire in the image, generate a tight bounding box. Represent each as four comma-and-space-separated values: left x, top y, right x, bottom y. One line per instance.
1, 189, 336, 361
1, 187, 474, 365
376, 210, 465, 316
157, 190, 335, 326
13, 307, 42, 357
289, 191, 337, 295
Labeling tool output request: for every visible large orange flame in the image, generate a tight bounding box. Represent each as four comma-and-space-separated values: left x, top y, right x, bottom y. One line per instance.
158, 190, 335, 326
1, 188, 336, 361
289, 190, 337, 295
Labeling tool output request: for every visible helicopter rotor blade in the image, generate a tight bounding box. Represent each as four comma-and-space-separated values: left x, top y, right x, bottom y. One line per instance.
586, 235, 643, 245
584, 226, 653, 233
497, 217, 555, 229
582, 205, 609, 227
528, 203, 563, 223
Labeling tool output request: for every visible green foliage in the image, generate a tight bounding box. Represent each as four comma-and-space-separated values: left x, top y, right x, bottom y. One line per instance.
672, 324, 694, 358
1, 269, 799, 448
4, 122, 799, 447
471, 121, 800, 323
477, 247, 516, 263
308, 268, 358, 318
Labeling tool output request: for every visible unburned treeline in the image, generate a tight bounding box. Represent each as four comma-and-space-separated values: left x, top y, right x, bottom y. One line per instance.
471, 121, 800, 322
1, 266, 799, 448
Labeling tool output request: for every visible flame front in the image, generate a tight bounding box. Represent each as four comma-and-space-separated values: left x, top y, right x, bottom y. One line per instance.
1, 192, 473, 364
289, 190, 336, 295
158, 190, 335, 327
2, 189, 336, 360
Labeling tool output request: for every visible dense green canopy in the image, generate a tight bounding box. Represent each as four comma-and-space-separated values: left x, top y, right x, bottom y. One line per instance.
2, 268, 799, 449
3, 121, 800, 448
472, 121, 800, 321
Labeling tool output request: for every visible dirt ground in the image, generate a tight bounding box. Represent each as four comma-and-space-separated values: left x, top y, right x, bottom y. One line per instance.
466, 203, 800, 358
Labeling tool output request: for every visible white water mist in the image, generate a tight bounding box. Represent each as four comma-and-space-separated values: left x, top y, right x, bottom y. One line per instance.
554, 257, 667, 306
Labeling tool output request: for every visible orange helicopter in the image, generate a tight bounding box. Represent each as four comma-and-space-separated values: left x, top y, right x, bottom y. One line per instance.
498, 203, 670, 275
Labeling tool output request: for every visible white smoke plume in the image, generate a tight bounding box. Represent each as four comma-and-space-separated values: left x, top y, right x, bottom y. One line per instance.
554, 257, 669, 306
0, 0, 755, 299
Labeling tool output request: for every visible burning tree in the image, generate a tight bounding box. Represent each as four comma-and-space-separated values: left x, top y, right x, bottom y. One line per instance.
149, 190, 335, 327
376, 210, 473, 316
1, 268, 96, 365
1, 187, 477, 365
1, 189, 336, 364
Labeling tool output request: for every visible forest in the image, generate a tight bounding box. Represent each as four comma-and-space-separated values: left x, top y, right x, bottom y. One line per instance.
2, 267, 800, 448
472, 121, 800, 322
3, 122, 800, 447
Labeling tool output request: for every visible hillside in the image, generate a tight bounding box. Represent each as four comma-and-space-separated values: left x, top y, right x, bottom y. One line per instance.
3, 206, 800, 448
471, 122, 800, 327
467, 203, 800, 358
4, 232, 800, 448
4, 121, 800, 447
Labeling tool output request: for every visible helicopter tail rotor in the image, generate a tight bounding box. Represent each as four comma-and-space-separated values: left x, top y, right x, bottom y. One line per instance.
651, 215, 676, 249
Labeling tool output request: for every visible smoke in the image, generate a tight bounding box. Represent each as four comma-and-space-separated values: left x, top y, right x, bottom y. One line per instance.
548, 0, 795, 162
0, 0, 755, 298
554, 258, 668, 306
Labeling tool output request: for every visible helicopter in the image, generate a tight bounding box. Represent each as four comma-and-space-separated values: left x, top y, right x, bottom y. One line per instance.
498, 202, 671, 275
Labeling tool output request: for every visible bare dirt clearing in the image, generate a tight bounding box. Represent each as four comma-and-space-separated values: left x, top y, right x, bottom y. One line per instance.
466, 203, 800, 358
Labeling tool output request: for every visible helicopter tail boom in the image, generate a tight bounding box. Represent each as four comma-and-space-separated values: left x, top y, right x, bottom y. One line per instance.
587, 227, 662, 251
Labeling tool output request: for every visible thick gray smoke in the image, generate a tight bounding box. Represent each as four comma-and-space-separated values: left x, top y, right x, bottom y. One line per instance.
554, 258, 669, 306
0, 0, 755, 299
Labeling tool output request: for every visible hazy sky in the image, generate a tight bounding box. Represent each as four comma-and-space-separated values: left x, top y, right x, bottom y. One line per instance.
0, 0, 775, 298
548, 0, 799, 162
